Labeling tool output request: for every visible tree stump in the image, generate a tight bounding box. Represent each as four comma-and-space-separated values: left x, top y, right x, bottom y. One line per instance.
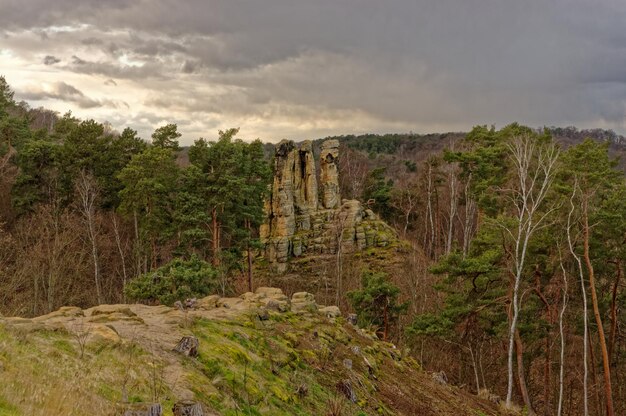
174, 336, 199, 357
172, 400, 204, 416
117, 402, 162, 416
336, 380, 357, 403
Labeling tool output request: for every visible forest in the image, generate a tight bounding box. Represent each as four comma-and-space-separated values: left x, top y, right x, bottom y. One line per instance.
1, 74, 626, 416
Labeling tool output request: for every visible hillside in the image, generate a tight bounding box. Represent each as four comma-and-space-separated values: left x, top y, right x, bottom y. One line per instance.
0, 289, 505, 416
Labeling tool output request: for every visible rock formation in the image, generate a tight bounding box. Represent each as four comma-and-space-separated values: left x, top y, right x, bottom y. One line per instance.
293, 140, 318, 228
319, 139, 340, 209
261, 139, 397, 272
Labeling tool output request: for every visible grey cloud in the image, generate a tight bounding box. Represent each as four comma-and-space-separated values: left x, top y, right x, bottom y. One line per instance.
81, 37, 104, 46
43, 55, 60, 65
67, 58, 168, 80
18, 82, 121, 109
2, 0, 626, 139
181, 60, 197, 74
71, 55, 87, 65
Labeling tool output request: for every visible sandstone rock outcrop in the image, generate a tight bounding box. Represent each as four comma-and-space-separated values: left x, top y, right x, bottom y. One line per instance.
319, 139, 340, 209
293, 140, 318, 228
261, 139, 397, 272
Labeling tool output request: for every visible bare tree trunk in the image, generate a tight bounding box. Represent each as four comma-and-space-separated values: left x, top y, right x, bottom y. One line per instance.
515, 330, 536, 415
446, 169, 458, 254
469, 344, 481, 393
334, 211, 347, 306
211, 207, 220, 266
246, 219, 253, 292
557, 254, 569, 416
462, 174, 475, 259
426, 163, 435, 257
583, 198, 614, 416
133, 210, 143, 277
567, 184, 589, 416
608, 260, 622, 363
247, 245, 253, 292
588, 333, 602, 416
76, 170, 102, 304
112, 213, 128, 302
534, 271, 553, 415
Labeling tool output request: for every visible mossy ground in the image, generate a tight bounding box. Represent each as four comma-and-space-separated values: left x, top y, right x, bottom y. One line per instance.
0, 303, 504, 416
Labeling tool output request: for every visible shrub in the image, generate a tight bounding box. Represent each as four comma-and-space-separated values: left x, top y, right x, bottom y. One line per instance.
125, 256, 218, 305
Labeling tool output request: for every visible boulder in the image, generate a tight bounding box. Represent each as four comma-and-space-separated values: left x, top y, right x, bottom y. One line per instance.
291, 292, 317, 313
262, 298, 289, 312
319, 306, 341, 319
90, 305, 137, 318
33, 306, 84, 322
88, 324, 121, 345
255, 287, 285, 298
240, 292, 257, 302
88, 312, 144, 324
196, 295, 220, 310
216, 297, 245, 309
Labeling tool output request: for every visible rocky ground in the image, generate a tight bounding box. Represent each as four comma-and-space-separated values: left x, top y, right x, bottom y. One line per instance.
0, 288, 509, 415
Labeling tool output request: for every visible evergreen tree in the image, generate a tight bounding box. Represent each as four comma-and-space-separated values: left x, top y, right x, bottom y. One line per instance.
348, 270, 407, 341
185, 129, 271, 279
362, 167, 394, 220
118, 146, 180, 271
151, 123, 181, 151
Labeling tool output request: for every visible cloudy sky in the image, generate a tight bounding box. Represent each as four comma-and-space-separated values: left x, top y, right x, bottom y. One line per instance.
1, 0, 626, 144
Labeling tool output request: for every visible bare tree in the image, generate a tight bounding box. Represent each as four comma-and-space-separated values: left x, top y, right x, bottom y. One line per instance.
557, 248, 569, 416
112, 213, 129, 302
12, 206, 88, 315
445, 164, 460, 254
566, 183, 588, 416
332, 208, 349, 306
390, 184, 419, 238
70, 319, 92, 359
75, 170, 103, 304
337, 144, 368, 200
581, 188, 614, 416
501, 135, 559, 412
461, 173, 476, 259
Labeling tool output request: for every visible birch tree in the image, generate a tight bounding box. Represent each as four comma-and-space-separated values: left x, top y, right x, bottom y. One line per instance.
501, 134, 559, 411
76, 169, 102, 304
556, 249, 564, 416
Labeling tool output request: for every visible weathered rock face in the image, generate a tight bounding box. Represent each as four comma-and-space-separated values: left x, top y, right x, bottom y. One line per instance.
293, 140, 318, 230
262, 139, 397, 272
262, 140, 297, 265
319, 139, 340, 209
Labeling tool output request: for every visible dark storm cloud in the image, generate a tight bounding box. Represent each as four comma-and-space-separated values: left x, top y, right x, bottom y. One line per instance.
2, 0, 626, 139
43, 55, 60, 65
